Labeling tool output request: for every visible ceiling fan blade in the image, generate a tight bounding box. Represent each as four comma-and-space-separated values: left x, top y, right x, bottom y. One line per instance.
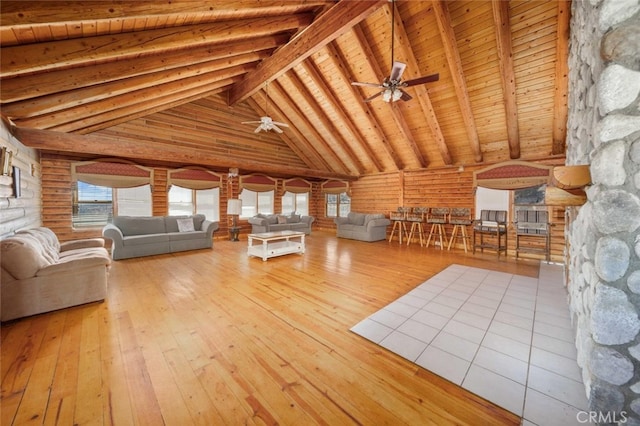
271, 125, 284, 133
364, 91, 384, 102
404, 73, 440, 87
272, 121, 289, 127
389, 61, 407, 81
352, 81, 383, 88
399, 90, 412, 101
242, 121, 261, 124
254, 125, 262, 133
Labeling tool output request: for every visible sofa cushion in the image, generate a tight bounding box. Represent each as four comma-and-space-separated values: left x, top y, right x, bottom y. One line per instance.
277, 215, 288, 224
122, 234, 170, 246
364, 214, 385, 225
348, 212, 366, 226
114, 216, 166, 236
267, 215, 278, 225
167, 231, 207, 241
1, 235, 51, 279
16, 228, 59, 263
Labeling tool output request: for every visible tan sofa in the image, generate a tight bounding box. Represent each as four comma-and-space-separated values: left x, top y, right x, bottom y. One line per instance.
0, 227, 111, 322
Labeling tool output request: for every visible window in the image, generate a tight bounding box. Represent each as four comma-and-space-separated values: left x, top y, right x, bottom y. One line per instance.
168, 186, 220, 221
326, 192, 350, 217
282, 191, 309, 216
73, 182, 151, 227
240, 189, 274, 218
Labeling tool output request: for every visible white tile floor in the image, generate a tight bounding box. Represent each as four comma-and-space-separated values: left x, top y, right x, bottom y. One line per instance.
351, 263, 589, 425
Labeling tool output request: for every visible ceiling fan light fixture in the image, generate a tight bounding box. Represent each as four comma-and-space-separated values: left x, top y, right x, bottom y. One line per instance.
382, 89, 393, 102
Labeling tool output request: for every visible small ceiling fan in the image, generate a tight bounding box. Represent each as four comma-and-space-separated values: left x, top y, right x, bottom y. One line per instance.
241, 84, 289, 133
352, 0, 439, 103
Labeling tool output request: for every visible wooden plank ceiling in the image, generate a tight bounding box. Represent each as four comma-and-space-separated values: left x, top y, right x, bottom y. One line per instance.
1, 0, 569, 179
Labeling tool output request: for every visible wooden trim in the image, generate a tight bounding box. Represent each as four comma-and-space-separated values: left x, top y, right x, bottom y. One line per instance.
552, 0, 571, 155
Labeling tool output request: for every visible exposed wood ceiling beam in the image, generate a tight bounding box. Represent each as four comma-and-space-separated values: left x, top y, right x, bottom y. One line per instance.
326, 41, 403, 171
18, 65, 253, 131
432, 1, 483, 163
285, 68, 364, 175
4, 52, 270, 119
492, 0, 521, 159
1, 35, 287, 103
284, 69, 365, 175
227, 0, 387, 105
298, 59, 384, 173
552, 0, 570, 156
0, 1, 332, 26
10, 124, 350, 180
269, 79, 351, 175
1, 15, 312, 76
351, 14, 426, 168
66, 76, 245, 135
387, 3, 452, 166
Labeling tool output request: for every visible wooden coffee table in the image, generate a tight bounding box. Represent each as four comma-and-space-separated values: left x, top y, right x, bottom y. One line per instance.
247, 230, 306, 261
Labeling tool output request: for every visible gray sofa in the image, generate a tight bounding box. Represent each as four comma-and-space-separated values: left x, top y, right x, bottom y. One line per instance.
334, 212, 391, 242
0, 227, 111, 321
102, 214, 219, 260
248, 213, 314, 234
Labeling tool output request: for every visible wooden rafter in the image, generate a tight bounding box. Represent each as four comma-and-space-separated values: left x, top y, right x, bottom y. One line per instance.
227, 0, 387, 105
388, 2, 452, 166
0, 1, 332, 27
18, 65, 253, 132
285, 69, 366, 175
298, 59, 384, 174
11, 125, 349, 180
432, 1, 483, 163
3, 52, 270, 119
325, 41, 403, 171
492, 0, 520, 159
352, 22, 426, 169
1, 15, 313, 77
1, 35, 287, 104
268, 80, 351, 175
68, 76, 245, 134
552, 0, 570, 156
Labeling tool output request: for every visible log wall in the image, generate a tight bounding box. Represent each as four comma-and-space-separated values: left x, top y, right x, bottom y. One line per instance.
0, 119, 41, 237
36, 150, 565, 262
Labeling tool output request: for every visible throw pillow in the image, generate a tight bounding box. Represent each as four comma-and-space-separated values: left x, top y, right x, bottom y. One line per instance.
176, 217, 195, 232
277, 215, 288, 224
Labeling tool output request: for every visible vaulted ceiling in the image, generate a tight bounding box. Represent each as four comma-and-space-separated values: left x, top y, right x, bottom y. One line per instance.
1, 0, 570, 179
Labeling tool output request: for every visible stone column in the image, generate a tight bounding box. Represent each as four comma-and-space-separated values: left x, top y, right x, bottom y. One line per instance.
566, 0, 640, 421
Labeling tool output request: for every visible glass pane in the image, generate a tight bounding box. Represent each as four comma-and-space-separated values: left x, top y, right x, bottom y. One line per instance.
327, 204, 337, 217
339, 192, 350, 217
258, 190, 274, 214
169, 186, 193, 216
117, 185, 151, 216
240, 189, 256, 218
282, 192, 294, 214
74, 181, 113, 227
196, 188, 219, 221
296, 193, 309, 216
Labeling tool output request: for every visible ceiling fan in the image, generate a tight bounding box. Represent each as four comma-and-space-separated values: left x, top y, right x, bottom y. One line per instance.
352, 0, 439, 103
241, 84, 289, 133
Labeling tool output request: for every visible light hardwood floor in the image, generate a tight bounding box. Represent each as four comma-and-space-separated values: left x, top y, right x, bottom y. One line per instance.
1, 231, 541, 425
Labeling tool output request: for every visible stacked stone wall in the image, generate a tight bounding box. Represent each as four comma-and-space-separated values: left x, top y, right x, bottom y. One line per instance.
566, 0, 640, 421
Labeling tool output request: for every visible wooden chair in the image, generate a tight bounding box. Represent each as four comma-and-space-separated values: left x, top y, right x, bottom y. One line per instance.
406, 207, 429, 246
515, 209, 550, 261
447, 208, 472, 252
388, 207, 410, 243
472, 210, 508, 257
425, 207, 449, 249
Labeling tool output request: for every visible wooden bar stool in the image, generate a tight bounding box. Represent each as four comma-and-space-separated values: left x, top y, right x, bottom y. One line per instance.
406, 207, 429, 246
425, 207, 449, 249
447, 208, 472, 252
388, 207, 410, 243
